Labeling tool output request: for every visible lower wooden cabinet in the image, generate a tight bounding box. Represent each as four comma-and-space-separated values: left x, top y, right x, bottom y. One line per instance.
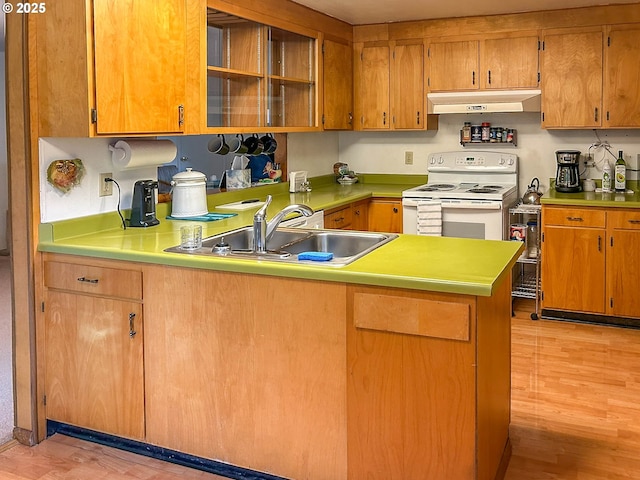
43, 256, 144, 439
368, 198, 403, 233
350, 200, 369, 231
541, 206, 640, 318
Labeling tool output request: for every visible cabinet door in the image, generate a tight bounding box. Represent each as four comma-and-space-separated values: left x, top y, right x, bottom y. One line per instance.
428, 40, 479, 91
541, 28, 603, 128
608, 227, 640, 318
359, 44, 390, 129
45, 291, 144, 439
351, 200, 369, 231
481, 35, 539, 89
604, 25, 640, 127
368, 199, 402, 233
93, 0, 186, 134
323, 39, 353, 130
392, 42, 424, 129
541, 226, 606, 313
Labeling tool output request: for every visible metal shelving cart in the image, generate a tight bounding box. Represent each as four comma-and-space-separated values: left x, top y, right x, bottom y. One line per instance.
509, 203, 541, 320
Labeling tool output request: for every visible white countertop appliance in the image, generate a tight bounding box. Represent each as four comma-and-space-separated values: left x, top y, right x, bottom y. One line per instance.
402, 151, 518, 240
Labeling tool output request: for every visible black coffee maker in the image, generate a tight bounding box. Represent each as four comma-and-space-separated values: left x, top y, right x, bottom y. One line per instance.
130, 180, 160, 227
555, 150, 581, 193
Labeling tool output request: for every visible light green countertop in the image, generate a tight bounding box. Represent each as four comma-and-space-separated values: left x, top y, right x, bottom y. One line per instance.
38, 175, 523, 297
542, 180, 640, 207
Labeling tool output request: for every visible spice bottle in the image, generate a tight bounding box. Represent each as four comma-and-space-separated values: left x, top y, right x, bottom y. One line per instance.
462, 122, 471, 143
481, 122, 491, 142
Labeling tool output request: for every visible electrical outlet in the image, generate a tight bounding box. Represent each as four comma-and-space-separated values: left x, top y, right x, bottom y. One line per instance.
405, 151, 414, 165
99, 173, 113, 197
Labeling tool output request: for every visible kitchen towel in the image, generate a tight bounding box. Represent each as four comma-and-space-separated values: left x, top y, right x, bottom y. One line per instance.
109, 139, 177, 171
417, 200, 442, 236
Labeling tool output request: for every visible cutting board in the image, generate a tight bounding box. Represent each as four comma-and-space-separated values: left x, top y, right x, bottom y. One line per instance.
216, 200, 266, 210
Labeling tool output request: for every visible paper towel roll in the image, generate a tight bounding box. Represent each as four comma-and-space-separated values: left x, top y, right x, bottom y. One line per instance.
109, 139, 177, 171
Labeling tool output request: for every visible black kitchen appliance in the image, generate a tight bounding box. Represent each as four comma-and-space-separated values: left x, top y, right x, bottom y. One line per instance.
130, 180, 160, 227
555, 150, 581, 193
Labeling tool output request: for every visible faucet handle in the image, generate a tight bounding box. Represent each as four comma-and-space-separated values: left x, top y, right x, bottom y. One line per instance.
255, 195, 271, 219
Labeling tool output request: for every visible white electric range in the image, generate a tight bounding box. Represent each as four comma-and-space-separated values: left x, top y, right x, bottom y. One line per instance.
402, 151, 519, 240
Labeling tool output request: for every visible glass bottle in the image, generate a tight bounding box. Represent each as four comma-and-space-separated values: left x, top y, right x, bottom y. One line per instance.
615, 150, 626, 193
526, 221, 539, 258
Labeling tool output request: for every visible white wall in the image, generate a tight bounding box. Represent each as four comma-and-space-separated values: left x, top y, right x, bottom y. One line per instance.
320, 113, 640, 196
38, 118, 640, 222
39, 138, 174, 223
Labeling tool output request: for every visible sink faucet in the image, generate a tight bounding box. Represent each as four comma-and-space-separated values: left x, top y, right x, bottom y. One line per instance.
253, 195, 314, 253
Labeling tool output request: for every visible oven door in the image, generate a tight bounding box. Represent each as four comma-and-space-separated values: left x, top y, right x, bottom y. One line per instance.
402, 198, 506, 240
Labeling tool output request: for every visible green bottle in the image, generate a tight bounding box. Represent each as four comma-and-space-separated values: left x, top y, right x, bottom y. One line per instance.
615, 150, 626, 193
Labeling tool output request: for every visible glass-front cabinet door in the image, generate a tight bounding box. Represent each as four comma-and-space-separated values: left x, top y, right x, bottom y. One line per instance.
267, 27, 316, 128
205, 8, 318, 131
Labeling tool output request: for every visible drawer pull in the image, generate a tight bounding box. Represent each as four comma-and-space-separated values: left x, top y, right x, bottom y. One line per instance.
334, 217, 345, 223
629, 219, 640, 224
566, 216, 584, 222
129, 313, 137, 338
77, 276, 99, 284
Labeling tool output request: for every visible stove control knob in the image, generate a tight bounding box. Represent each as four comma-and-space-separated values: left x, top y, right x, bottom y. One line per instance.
498, 157, 506, 165
429, 156, 436, 165
438, 156, 444, 164
508, 157, 515, 166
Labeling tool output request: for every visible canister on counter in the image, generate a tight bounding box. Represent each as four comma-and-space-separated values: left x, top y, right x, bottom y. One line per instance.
510, 223, 527, 242
471, 125, 482, 142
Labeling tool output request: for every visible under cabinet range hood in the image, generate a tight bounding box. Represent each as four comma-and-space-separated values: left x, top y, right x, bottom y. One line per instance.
427, 89, 541, 114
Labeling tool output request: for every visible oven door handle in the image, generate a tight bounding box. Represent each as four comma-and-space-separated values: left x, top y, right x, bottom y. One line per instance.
440, 201, 502, 210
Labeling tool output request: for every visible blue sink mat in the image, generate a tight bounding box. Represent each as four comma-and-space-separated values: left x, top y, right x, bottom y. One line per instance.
166, 212, 237, 222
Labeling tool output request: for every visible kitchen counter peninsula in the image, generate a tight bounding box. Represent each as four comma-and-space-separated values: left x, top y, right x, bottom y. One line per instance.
38, 176, 522, 480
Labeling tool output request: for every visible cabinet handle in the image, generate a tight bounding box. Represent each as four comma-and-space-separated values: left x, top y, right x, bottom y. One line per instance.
178, 104, 184, 127
472, 71, 476, 85
354, 210, 360, 216
77, 276, 98, 284
629, 219, 640, 224
417, 111, 420, 125
383, 112, 386, 125
488, 70, 491, 85
334, 217, 344, 223
348, 112, 353, 125
129, 313, 137, 338
594, 107, 598, 122
598, 235, 602, 252
393, 207, 398, 213
566, 216, 583, 222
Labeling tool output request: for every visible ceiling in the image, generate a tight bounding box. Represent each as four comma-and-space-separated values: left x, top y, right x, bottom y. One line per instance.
291, 0, 640, 25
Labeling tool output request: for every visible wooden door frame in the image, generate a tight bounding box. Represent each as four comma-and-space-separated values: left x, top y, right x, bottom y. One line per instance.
6, 13, 41, 444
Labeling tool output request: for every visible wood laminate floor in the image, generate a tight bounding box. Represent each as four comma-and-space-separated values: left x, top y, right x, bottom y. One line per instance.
2, 299, 640, 479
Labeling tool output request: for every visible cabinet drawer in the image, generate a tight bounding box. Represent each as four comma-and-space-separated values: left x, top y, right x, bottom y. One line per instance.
608, 210, 640, 230
44, 261, 142, 300
543, 207, 605, 228
324, 206, 353, 229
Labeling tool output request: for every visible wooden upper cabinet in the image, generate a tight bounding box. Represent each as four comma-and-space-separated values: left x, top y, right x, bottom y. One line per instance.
429, 40, 479, 91
323, 39, 353, 130
604, 24, 640, 128
355, 40, 434, 131
35, 0, 190, 137
358, 44, 391, 129
392, 42, 425, 129
541, 27, 603, 128
480, 35, 539, 89
93, 0, 187, 135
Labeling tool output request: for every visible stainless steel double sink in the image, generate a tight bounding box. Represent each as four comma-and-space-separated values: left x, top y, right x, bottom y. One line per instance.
165, 226, 398, 267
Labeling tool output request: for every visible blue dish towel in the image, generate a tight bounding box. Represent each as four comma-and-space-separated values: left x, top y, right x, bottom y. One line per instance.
166, 213, 237, 222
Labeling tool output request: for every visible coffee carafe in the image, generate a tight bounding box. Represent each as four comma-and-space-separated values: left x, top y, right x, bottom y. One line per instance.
555, 150, 581, 193
130, 180, 160, 227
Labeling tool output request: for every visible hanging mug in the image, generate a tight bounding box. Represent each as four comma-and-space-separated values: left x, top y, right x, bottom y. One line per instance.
207, 134, 230, 155
260, 133, 278, 154
227, 134, 244, 154
243, 134, 264, 155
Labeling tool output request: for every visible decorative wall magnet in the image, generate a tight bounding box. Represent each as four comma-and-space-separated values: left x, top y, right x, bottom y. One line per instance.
47, 159, 85, 193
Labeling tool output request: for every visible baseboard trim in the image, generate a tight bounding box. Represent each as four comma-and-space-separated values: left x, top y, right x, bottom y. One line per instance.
13, 427, 35, 446
47, 421, 289, 480
0, 440, 19, 453
541, 309, 640, 329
